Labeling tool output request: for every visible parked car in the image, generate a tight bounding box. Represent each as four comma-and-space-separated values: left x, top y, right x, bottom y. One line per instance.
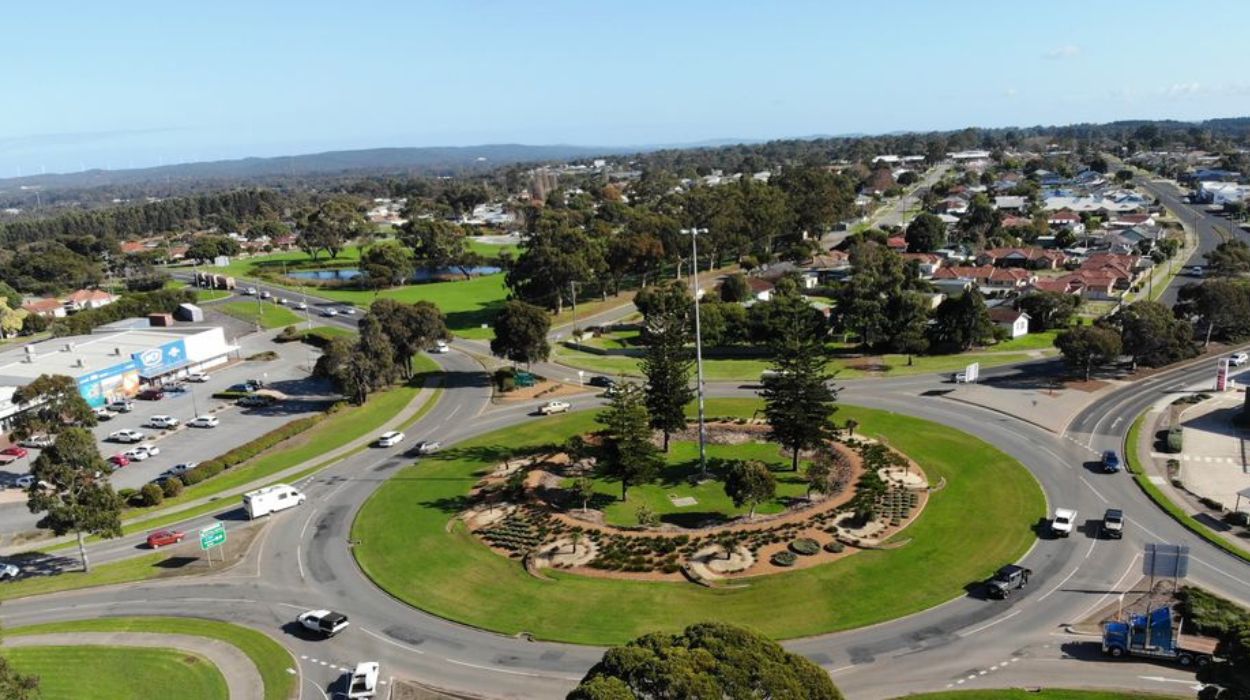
238, 394, 276, 408
1101, 450, 1121, 473
297, 609, 350, 637
346, 662, 379, 699
146, 529, 185, 548
186, 371, 209, 384
14, 475, 47, 490
164, 383, 187, 394
539, 400, 571, 415
137, 388, 165, 401
321, 308, 339, 317
1231, 352, 1249, 367
165, 463, 197, 477
18, 434, 53, 449
1051, 508, 1077, 537
124, 444, 161, 461
108, 429, 146, 443
375, 431, 405, 448
0, 562, 20, 581
408, 440, 441, 456
1102, 508, 1125, 539
108, 400, 135, 413
0, 446, 28, 459
985, 564, 1032, 599
109, 454, 131, 468
93, 407, 115, 421
148, 415, 180, 429
1190, 266, 1205, 276
188, 415, 219, 428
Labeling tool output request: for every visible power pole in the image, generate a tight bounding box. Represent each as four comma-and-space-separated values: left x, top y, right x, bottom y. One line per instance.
681, 227, 709, 477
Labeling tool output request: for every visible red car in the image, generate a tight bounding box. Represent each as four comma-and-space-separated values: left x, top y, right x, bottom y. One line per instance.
137, 389, 164, 401
145, 529, 185, 549
108, 454, 130, 468
0, 446, 28, 459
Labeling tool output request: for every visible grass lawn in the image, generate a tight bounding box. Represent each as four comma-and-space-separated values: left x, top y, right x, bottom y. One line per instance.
991, 329, 1060, 352
4, 646, 227, 700
206, 247, 364, 279
570, 440, 810, 527
0, 552, 170, 602
217, 301, 305, 329
9, 616, 296, 700
895, 691, 1185, 700
465, 238, 520, 258
311, 274, 508, 339
352, 399, 1044, 645
195, 289, 232, 303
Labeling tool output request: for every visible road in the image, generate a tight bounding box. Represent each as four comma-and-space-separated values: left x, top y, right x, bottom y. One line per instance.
868, 164, 950, 229
1135, 176, 1230, 307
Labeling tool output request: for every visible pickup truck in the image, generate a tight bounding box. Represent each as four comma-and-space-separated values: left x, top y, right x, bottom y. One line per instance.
985, 564, 1032, 599
1101, 508, 1124, 539
297, 609, 349, 637
346, 661, 379, 698
539, 400, 571, 415
1051, 508, 1077, 537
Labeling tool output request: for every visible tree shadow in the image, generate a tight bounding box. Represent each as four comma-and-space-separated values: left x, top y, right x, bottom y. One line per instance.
155, 556, 198, 569
419, 494, 474, 514
660, 511, 733, 528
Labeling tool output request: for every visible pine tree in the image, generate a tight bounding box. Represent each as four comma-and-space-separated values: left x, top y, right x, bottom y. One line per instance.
596, 383, 662, 500
638, 282, 694, 451
760, 290, 838, 471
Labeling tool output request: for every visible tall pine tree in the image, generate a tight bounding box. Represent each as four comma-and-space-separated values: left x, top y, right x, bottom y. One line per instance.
760, 290, 838, 471
638, 282, 694, 451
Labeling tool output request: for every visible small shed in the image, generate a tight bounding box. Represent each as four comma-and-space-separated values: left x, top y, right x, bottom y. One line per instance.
148, 313, 175, 327
175, 303, 204, 322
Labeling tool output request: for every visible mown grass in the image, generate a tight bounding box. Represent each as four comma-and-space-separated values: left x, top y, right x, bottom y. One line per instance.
0, 552, 169, 602
217, 301, 304, 329
8, 616, 297, 700
352, 398, 1044, 645
195, 289, 232, 303
309, 274, 508, 339
895, 690, 1185, 700
4, 646, 228, 700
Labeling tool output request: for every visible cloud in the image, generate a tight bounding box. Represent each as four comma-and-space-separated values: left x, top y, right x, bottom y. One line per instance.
1043, 45, 1082, 60
1162, 82, 1203, 97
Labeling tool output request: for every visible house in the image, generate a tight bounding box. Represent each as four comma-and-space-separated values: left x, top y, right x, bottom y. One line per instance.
1000, 215, 1033, 229
808, 251, 852, 284
901, 252, 944, 277
886, 236, 908, 252
988, 308, 1030, 338
119, 241, 150, 255
977, 247, 1067, 270
1108, 213, 1156, 229
21, 298, 66, 318
993, 196, 1028, 212
933, 265, 1036, 293
746, 277, 775, 302
63, 289, 117, 312
1047, 209, 1083, 227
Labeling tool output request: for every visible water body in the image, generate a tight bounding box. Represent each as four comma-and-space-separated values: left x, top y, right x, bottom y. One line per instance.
287, 266, 501, 282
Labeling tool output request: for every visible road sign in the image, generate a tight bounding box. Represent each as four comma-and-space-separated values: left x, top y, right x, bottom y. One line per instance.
199, 522, 226, 551
964, 362, 980, 383
1143, 543, 1189, 579
1217, 358, 1231, 392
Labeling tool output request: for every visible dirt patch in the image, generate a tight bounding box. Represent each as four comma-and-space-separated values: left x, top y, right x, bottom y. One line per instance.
391, 679, 478, 700
497, 379, 591, 402
1059, 378, 1111, 392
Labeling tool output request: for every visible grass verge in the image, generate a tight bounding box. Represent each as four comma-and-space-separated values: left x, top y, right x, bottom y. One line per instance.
8, 616, 297, 700
1124, 413, 1250, 563
893, 690, 1185, 700
0, 553, 169, 602
352, 398, 1044, 645
4, 646, 228, 700
217, 301, 305, 329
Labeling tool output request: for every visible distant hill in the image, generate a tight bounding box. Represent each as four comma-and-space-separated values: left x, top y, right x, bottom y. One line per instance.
0, 143, 640, 192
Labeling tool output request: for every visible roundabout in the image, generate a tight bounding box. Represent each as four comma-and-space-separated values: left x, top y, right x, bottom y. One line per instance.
351, 399, 1046, 645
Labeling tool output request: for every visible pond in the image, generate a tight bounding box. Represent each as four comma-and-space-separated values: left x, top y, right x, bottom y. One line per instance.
287, 266, 501, 282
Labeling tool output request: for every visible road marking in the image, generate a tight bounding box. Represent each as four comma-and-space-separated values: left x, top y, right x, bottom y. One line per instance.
359, 626, 425, 655
1085, 538, 1098, 560
1071, 553, 1141, 623
1192, 556, 1250, 587
960, 609, 1021, 637
443, 657, 582, 680
1139, 675, 1204, 689
826, 665, 855, 674
296, 545, 305, 581
1038, 564, 1081, 601
1079, 476, 1108, 504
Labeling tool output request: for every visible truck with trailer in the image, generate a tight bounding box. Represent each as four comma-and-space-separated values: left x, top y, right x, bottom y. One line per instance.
1102, 606, 1219, 667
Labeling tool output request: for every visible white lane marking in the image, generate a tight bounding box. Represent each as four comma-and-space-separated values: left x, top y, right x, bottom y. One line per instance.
1079, 476, 1108, 504
1038, 564, 1082, 602
296, 545, 305, 581
303, 674, 329, 700
827, 665, 855, 674
960, 609, 1021, 637
443, 657, 582, 681
1071, 554, 1141, 623
1085, 538, 1098, 560
360, 626, 425, 655
1192, 556, 1250, 587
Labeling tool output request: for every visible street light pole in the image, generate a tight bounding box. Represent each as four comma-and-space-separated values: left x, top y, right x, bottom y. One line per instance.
681, 227, 709, 478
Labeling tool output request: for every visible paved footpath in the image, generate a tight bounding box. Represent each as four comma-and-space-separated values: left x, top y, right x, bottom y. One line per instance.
4, 632, 265, 700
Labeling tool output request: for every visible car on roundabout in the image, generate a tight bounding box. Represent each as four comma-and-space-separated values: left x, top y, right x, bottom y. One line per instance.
297, 609, 350, 637
1231, 352, 1249, 367
1051, 507, 1077, 537
985, 564, 1031, 599
407, 440, 441, 456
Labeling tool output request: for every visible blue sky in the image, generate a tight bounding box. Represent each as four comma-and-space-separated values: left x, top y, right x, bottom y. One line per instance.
3, 0, 1249, 177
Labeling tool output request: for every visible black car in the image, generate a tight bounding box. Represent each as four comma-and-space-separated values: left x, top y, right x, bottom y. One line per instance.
238, 394, 276, 408
985, 564, 1032, 599
1101, 508, 1124, 539
588, 376, 616, 389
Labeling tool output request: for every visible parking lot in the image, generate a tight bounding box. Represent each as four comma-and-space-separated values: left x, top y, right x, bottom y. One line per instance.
0, 331, 333, 536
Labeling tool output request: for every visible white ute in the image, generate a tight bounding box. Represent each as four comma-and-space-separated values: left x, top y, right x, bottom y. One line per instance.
1052, 508, 1077, 537
242, 484, 305, 519
346, 662, 379, 699
297, 609, 350, 637
539, 400, 570, 415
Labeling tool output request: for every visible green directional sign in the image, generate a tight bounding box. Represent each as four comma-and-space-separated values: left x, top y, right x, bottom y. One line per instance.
199, 522, 226, 551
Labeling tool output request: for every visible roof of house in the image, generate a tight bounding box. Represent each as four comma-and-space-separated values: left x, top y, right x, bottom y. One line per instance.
981, 247, 1066, 263
21, 298, 63, 313
747, 278, 775, 293
809, 252, 850, 269
119, 241, 149, 255
988, 308, 1029, 323
1048, 209, 1082, 221
65, 289, 116, 303
886, 236, 908, 249
901, 252, 943, 264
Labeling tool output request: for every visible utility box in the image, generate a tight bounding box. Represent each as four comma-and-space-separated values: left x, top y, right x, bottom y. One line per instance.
148, 313, 174, 327
175, 303, 204, 322
515, 371, 536, 388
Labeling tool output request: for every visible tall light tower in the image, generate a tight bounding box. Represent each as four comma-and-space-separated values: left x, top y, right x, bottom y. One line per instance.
681, 227, 709, 477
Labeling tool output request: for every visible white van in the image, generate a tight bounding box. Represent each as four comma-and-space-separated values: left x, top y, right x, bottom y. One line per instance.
242, 484, 306, 519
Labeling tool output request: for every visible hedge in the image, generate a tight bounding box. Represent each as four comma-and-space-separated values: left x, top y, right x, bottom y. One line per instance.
183, 414, 325, 485
1165, 427, 1183, 453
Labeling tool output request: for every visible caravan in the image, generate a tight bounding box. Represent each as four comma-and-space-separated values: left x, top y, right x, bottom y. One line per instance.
242, 484, 306, 519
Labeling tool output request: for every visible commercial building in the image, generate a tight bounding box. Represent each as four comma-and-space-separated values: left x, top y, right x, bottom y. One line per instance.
0, 325, 238, 425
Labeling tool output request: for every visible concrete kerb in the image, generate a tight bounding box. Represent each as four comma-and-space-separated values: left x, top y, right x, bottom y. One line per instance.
3, 631, 267, 700
3, 376, 443, 556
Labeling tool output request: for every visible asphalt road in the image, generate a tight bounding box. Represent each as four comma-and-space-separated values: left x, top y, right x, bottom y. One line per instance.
1136, 177, 1231, 307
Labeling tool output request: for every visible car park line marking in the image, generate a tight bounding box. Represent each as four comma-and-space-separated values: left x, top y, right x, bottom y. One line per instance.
959, 609, 1020, 637
360, 627, 425, 655
1079, 476, 1108, 504
443, 657, 582, 680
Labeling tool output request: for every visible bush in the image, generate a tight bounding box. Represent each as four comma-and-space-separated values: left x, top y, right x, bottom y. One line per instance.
789, 538, 820, 556
494, 367, 517, 393
117, 488, 137, 503
823, 541, 845, 554
247, 351, 279, 361
771, 551, 797, 567
1165, 427, 1183, 453
161, 477, 183, 499
275, 325, 303, 343
139, 483, 164, 507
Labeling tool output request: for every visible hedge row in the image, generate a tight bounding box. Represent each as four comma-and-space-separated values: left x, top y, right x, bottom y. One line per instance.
179, 410, 332, 486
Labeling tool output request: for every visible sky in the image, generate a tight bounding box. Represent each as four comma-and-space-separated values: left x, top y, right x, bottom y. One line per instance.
3, 0, 1250, 177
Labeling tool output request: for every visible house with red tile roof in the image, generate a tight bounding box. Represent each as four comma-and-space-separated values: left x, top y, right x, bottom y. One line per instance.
746, 277, 775, 302
886, 236, 908, 252
900, 252, 944, 277
119, 241, 150, 255
21, 298, 66, 318
977, 247, 1067, 270
988, 308, 1031, 338
1047, 209, 1082, 227
933, 265, 1036, 293
63, 289, 118, 312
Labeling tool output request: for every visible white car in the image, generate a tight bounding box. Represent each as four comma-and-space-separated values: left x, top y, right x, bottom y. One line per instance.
1230, 352, 1249, 367
321, 308, 339, 317
346, 662, 379, 699
124, 444, 161, 461
276, 297, 288, 305
295, 301, 308, 310
539, 400, 571, 415
18, 435, 53, 449
1190, 266, 1205, 276
430, 340, 450, 354
375, 431, 405, 448
148, 415, 180, 429
186, 371, 209, 383
109, 429, 146, 443
14, 475, 35, 489
188, 415, 219, 428
1051, 508, 1077, 537
260, 290, 272, 299
340, 307, 356, 316
297, 609, 350, 637
244, 287, 257, 295
0, 562, 19, 581
92, 407, 115, 421
108, 400, 135, 413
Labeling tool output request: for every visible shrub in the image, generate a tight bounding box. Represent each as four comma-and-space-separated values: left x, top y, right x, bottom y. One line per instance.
823, 541, 845, 554
247, 350, 279, 361
275, 325, 303, 343
771, 551, 797, 567
1224, 511, 1250, 527
789, 538, 820, 556
139, 483, 164, 507
494, 368, 517, 393
1165, 427, 1183, 453
117, 488, 137, 503
161, 477, 184, 499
